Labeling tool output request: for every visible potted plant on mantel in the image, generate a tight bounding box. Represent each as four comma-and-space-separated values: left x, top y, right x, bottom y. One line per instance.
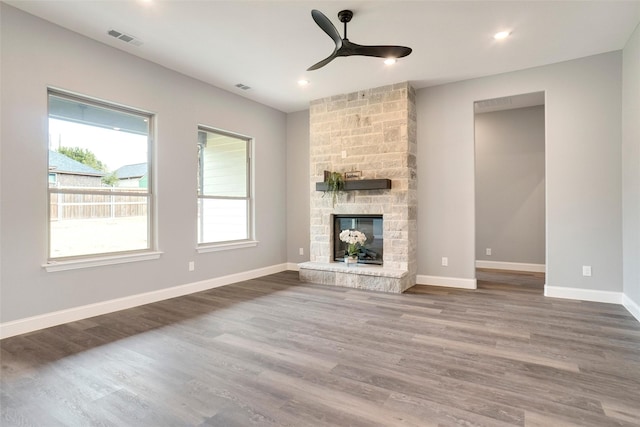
323, 171, 344, 207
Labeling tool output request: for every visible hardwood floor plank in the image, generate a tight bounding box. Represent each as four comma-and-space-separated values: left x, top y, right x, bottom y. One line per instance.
383, 391, 519, 427
602, 401, 640, 424
524, 410, 587, 427
412, 333, 580, 372
212, 333, 338, 372
257, 369, 427, 427
401, 312, 532, 339
277, 397, 383, 427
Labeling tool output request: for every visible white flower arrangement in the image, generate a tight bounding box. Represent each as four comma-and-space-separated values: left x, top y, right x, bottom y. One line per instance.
339, 229, 367, 257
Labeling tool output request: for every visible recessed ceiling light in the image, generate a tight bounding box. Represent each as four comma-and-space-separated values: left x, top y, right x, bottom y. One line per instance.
494, 31, 511, 40
298, 79, 310, 86
384, 58, 397, 65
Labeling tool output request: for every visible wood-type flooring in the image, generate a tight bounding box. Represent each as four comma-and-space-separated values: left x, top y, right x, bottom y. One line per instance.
1, 270, 639, 426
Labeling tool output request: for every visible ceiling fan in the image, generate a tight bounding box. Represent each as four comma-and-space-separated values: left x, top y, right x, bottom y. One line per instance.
307, 9, 412, 71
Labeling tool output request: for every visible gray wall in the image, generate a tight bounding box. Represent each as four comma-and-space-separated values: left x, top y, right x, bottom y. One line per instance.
417, 52, 622, 292
475, 106, 545, 265
0, 5, 287, 323
622, 23, 640, 307
286, 110, 310, 264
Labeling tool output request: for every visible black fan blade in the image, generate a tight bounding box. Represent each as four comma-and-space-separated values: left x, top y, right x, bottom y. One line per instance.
311, 9, 342, 48
339, 40, 412, 59
307, 52, 338, 71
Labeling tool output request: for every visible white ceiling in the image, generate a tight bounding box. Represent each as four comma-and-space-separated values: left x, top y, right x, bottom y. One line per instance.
6, 0, 640, 113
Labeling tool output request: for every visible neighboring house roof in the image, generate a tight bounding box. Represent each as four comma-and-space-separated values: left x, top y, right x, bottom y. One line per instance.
115, 163, 147, 180
48, 150, 105, 176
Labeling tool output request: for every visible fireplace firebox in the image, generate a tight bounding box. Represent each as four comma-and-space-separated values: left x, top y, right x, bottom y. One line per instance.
333, 215, 383, 265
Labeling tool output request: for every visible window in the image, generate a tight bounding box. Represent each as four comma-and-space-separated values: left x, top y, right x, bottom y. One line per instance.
47, 90, 153, 261
197, 127, 252, 246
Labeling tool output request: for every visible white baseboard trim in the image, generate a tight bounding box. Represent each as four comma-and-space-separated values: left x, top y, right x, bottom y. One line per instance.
286, 262, 301, 271
476, 260, 545, 273
0, 263, 289, 340
416, 275, 477, 289
622, 294, 640, 323
544, 285, 622, 304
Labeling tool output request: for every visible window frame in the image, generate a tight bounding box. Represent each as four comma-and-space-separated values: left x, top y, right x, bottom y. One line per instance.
196, 125, 256, 251
45, 89, 157, 267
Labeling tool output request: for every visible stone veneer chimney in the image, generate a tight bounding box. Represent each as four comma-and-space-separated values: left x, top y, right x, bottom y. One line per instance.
299, 82, 417, 293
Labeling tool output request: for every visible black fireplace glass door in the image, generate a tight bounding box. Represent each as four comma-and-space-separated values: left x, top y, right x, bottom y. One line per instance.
333, 215, 383, 265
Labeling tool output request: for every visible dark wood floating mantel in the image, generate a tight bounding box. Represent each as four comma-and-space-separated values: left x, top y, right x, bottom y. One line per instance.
315, 179, 392, 191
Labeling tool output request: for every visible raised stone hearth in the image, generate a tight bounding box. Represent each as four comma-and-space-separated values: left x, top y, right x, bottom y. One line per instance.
298, 262, 410, 293
299, 82, 417, 293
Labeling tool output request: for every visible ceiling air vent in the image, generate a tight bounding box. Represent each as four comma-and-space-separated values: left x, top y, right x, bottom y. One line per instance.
475, 96, 512, 110
235, 83, 251, 91
474, 96, 514, 113
107, 29, 143, 47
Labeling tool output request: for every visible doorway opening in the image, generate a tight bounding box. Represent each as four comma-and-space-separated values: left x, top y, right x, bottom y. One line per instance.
474, 92, 546, 293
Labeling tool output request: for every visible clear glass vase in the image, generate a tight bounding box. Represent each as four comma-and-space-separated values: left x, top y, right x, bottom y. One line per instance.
344, 255, 358, 266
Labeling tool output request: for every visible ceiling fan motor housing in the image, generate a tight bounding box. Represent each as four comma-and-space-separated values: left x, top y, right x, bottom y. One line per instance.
338, 10, 353, 23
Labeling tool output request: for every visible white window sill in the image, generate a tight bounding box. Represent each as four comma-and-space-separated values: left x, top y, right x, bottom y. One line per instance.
43, 251, 163, 272
197, 240, 259, 253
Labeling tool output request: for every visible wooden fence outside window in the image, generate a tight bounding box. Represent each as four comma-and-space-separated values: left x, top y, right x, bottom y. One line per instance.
49, 187, 148, 220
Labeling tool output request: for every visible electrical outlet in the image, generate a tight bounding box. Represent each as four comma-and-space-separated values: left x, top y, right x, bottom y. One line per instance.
486, 248, 492, 256
582, 265, 592, 277
188, 261, 195, 272
299, 247, 304, 255
441, 257, 448, 267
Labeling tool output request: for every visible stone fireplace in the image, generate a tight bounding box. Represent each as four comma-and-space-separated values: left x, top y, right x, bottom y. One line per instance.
299, 82, 417, 293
